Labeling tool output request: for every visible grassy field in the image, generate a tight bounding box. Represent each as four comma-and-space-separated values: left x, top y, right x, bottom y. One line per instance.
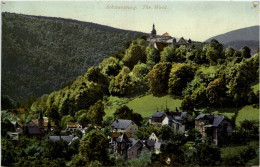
104, 94, 259, 126
221, 141, 259, 159
235, 105, 259, 126
104, 94, 182, 118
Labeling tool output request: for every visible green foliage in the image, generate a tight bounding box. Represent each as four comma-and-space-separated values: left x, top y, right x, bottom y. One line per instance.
60, 115, 74, 129
223, 145, 257, 166
193, 143, 221, 166
146, 45, 160, 67
122, 43, 146, 69
225, 47, 235, 58
1, 95, 16, 110
109, 66, 133, 96
114, 105, 143, 126
1, 139, 17, 166
2, 13, 143, 102
87, 100, 105, 125
146, 62, 172, 95
241, 46, 251, 58
1, 117, 15, 137
204, 39, 224, 65
99, 57, 120, 77
160, 45, 177, 62
76, 129, 110, 166
126, 151, 152, 166
134, 126, 162, 140
168, 63, 196, 95
206, 78, 227, 107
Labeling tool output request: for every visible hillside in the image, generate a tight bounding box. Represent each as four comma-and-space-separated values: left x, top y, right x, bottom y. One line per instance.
2, 12, 146, 102
206, 26, 259, 54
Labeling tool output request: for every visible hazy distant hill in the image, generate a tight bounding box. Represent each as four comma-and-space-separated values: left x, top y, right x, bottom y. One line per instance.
2, 12, 146, 102
206, 26, 259, 54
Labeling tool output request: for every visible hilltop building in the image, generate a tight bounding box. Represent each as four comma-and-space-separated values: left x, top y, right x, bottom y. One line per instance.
147, 24, 193, 51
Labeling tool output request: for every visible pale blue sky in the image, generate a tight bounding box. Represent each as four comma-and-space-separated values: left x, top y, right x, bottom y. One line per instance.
2, 1, 259, 41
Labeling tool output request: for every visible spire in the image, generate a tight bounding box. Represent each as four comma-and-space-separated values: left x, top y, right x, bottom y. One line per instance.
151, 23, 156, 37
38, 110, 43, 120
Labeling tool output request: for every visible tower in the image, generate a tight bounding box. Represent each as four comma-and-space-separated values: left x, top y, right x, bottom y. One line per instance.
38, 110, 44, 128
151, 24, 156, 38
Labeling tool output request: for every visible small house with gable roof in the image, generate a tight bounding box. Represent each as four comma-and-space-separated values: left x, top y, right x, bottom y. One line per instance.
111, 119, 138, 138
195, 114, 233, 145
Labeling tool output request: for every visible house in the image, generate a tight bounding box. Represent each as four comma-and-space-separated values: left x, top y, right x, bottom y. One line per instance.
49, 135, 79, 144
148, 132, 164, 153
111, 119, 138, 138
24, 125, 43, 139
149, 108, 191, 133
29, 110, 55, 132
114, 133, 155, 160
66, 122, 83, 132
147, 24, 192, 51
149, 112, 167, 125
162, 111, 190, 133
195, 114, 233, 145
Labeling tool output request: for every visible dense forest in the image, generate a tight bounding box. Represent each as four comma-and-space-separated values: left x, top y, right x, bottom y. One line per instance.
2, 12, 145, 102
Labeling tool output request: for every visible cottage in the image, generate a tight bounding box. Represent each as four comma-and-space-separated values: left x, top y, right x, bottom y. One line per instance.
66, 122, 83, 132
114, 133, 155, 160
149, 108, 191, 133
148, 132, 164, 153
195, 114, 233, 145
111, 119, 138, 138
149, 112, 167, 125
162, 111, 190, 133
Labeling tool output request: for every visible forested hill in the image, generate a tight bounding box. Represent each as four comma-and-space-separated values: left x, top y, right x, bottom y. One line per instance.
205, 26, 259, 54
2, 12, 146, 102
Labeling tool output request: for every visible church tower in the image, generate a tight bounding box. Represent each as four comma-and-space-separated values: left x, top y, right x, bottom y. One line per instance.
151, 24, 156, 38
38, 110, 44, 129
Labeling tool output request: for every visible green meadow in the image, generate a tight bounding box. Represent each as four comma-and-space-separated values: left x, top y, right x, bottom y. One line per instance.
104, 94, 182, 118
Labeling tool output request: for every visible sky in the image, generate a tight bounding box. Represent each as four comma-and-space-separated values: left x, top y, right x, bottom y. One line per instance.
1, 1, 259, 41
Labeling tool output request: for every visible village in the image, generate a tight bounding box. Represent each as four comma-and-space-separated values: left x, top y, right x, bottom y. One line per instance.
6, 104, 234, 161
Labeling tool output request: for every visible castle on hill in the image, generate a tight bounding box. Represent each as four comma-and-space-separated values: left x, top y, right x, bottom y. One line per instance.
147, 24, 192, 51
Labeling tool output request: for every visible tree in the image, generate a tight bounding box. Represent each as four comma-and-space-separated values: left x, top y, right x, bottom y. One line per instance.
146, 45, 160, 67
1, 139, 17, 166
206, 78, 227, 107
122, 43, 146, 69
168, 63, 196, 95
241, 46, 251, 58
204, 39, 223, 65
77, 113, 90, 126
193, 143, 221, 166
240, 120, 254, 134
225, 47, 235, 58
78, 129, 110, 166
181, 96, 195, 113
109, 66, 133, 96
60, 115, 74, 129
146, 62, 172, 95
1, 95, 16, 110
99, 57, 120, 76
114, 105, 143, 126
160, 45, 177, 62
87, 100, 105, 125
